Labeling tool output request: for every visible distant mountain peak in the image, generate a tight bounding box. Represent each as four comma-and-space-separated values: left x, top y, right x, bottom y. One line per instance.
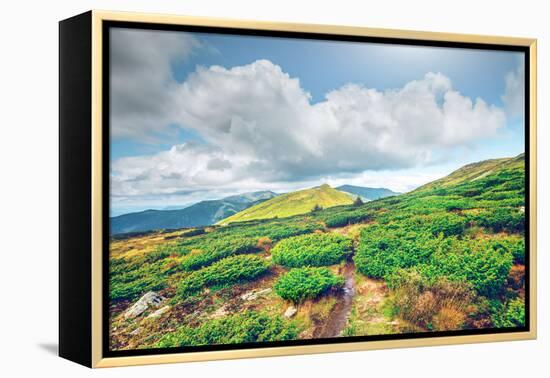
336, 185, 400, 201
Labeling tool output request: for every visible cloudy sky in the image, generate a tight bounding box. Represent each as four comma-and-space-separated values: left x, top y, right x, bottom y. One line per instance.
109, 27, 525, 216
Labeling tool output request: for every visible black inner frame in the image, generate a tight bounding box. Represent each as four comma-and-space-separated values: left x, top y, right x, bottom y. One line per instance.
102, 20, 531, 358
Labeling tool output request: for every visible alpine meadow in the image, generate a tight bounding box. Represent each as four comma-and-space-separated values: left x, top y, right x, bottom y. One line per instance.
108, 27, 527, 352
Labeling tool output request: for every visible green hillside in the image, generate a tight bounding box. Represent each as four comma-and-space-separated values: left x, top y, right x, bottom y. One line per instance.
218, 184, 353, 224
415, 153, 525, 191
109, 153, 526, 351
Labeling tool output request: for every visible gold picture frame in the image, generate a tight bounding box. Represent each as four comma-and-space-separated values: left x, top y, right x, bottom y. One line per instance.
59, 10, 537, 368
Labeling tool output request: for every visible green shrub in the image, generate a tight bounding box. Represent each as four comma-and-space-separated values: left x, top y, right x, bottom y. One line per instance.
110, 276, 167, 301
180, 237, 259, 271
156, 311, 299, 347
109, 257, 168, 300
357, 222, 513, 298
354, 227, 440, 279
492, 297, 525, 328
416, 238, 513, 297
274, 267, 344, 304
510, 239, 526, 264
177, 255, 270, 296
271, 233, 352, 267
474, 207, 525, 233
311, 204, 323, 213
491, 237, 525, 264
429, 213, 467, 237
325, 211, 370, 228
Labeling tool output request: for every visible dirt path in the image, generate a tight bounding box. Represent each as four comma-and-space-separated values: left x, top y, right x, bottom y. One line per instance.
312, 224, 393, 338
313, 261, 356, 338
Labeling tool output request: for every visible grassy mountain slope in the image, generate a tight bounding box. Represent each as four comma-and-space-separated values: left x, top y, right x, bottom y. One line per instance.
111, 191, 277, 234
415, 153, 525, 192
336, 185, 400, 200
109, 153, 526, 350
218, 184, 353, 224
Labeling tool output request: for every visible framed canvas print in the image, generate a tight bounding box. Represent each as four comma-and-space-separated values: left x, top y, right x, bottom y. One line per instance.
59, 10, 537, 368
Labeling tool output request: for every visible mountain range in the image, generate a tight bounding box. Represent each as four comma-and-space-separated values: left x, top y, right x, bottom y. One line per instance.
110, 191, 276, 235
110, 184, 401, 235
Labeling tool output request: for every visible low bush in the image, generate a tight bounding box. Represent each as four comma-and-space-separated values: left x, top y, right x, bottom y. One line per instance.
110, 276, 167, 301
156, 311, 299, 347
429, 213, 467, 237
311, 204, 323, 213
493, 237, 525, 264
109, 257, 168, 301
380, 236, 513, 298
180, 237, 259, 271
274, 267, 344, 304
354, 227, 440, 279
422, 238, 513, 297
271, 233, 352, 268
473, 207, 525, 233
177, 255, 270, 297
492, 297, 525, 328
325, 211, 370, 228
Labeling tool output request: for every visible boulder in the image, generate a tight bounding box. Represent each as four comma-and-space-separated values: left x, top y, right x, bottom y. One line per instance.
284, 306, 297, 318
240, 288, 272, 301
124, 291, 165, 319
146, 305, 171, 319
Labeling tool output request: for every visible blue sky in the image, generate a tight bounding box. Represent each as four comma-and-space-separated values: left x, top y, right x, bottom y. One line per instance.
109, 28, 525, 216
183, 34, 518, 103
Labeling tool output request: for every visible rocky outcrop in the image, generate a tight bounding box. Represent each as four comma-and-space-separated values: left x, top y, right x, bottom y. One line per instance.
124, 292, 165, 319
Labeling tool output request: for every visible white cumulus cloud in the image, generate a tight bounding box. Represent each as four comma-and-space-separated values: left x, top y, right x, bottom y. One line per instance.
110, 28, 201, 140
111, 59, 508, 200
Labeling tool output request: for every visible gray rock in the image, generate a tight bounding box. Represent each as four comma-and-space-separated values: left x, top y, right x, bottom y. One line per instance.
284, 306, 297, 318
240, 288, 272, 301
124, 292, 165, 319
146, 305, 171, 319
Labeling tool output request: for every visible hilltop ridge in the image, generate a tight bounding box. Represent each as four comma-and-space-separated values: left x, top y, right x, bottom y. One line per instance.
218, 184, 353, 224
